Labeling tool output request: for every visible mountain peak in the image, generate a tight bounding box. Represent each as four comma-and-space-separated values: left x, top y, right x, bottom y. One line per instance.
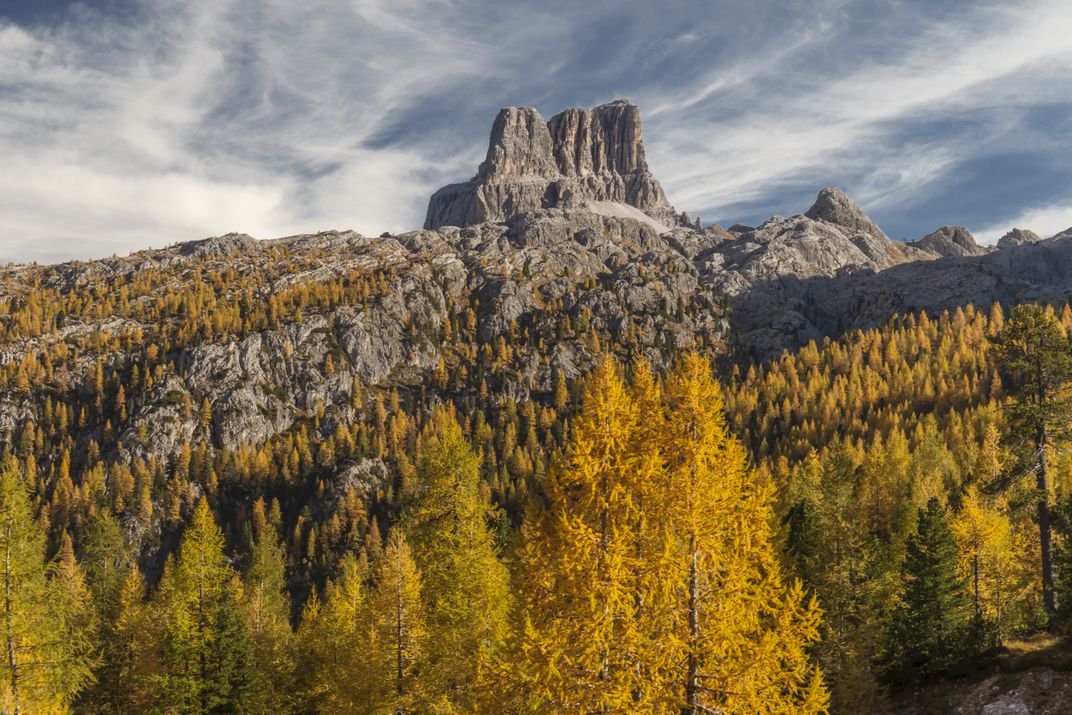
425, 100, 677, 230
997, 227, 1041, 249
909, 225, 989, 257
804, 187, 889, 241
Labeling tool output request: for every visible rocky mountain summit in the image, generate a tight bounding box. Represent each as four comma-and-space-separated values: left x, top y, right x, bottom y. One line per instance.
998, 228, 1042, 250
699, 188, 932, 298
425, 100, 680, 230
909, 225, 990, 257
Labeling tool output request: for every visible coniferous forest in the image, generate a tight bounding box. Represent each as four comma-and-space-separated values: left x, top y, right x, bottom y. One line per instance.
5, 256, 1072, 713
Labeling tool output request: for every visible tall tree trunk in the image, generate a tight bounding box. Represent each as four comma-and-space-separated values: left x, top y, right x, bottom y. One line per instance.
199, 551, 208, 713
633, 506, 644, 706
973, 553, 981, 624
685, 535, 699, 715
599, 452, 610, 713
396, 576, 404, 699
1037, 425, 1057, 625
4, 523, 20, 715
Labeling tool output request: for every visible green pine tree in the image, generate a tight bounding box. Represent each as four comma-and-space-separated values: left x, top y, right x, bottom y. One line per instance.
991, 303, 1072, 623
203, 583, 254, 713
79, 511, 155, 713
889, 497, 973, 682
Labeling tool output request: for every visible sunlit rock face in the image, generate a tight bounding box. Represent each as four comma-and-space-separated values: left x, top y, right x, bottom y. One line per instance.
424, 100, 678, 229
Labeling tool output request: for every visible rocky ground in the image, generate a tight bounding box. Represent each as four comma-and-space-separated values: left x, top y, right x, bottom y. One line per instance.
897, 668, 1072, 715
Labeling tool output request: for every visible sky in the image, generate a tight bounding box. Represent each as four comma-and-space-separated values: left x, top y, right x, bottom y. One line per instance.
2, 0, 1072, 264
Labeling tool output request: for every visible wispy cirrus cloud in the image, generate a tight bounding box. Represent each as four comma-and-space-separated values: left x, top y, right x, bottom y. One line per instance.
1, 0, 1072, 263
639, 1, 1072, 234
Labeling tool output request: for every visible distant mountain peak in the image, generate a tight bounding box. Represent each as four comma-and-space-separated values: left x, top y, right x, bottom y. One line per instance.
425, 100, 679, 229
997, 227, 1041, 250
804, 187, 890, 241
909, 225, 990, 258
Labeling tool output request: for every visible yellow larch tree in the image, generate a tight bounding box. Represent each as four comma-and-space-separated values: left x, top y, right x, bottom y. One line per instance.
660, 353, 827, 714
297, 551, 378, 712
0, 460, 94, 713
511, 356, 656, 712
405, 406, 511, 712
951, 486, 1032, 644
369, 529, 427, 713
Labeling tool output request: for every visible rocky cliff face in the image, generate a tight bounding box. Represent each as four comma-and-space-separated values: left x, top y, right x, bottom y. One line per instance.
729, 229, 1072, 358
909, 225, 990, 257
425, 100, 679, 230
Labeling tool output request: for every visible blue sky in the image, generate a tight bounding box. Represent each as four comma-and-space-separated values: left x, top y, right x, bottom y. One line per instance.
2, 0, 1072, 263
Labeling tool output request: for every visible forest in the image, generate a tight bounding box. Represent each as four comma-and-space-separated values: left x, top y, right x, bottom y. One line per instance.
3, 256, 1072, 713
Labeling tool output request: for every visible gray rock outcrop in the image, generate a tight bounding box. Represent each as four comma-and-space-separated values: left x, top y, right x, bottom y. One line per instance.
997, 228, 1041, 249
804, 187, 890, 240
699, 189, 932, 301
425, 100, 678, 229
909, 225, 989, 257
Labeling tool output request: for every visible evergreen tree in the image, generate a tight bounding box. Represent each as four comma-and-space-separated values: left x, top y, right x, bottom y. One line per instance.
889, 498, 973, 681
0, 460, 94, 713
991, 303, 1072, 623
203, 583, 254, 713
80, 511, 150, 713
786, 447, 891, 714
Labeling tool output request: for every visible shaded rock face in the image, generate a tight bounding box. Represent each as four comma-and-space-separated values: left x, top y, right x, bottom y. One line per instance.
909, 225, 990, 257
998, 228, 1041, 250
895, 666, 1072, 715
729, 228, 1072, 359
425, 100, 677, 229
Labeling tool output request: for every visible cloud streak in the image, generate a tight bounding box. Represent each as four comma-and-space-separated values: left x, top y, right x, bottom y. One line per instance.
1, 0, 1072, 263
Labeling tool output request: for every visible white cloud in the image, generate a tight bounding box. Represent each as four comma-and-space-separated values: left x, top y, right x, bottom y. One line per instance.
974, 204, 1072, 245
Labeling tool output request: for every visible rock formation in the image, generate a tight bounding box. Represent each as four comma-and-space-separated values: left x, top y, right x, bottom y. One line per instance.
425, 100, 678, 230
804, 187, 891, 240
997, 227, 1041, 249
1050, 226, 1072, 241
697, 188, 932, 298
909, 225, 990, 257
